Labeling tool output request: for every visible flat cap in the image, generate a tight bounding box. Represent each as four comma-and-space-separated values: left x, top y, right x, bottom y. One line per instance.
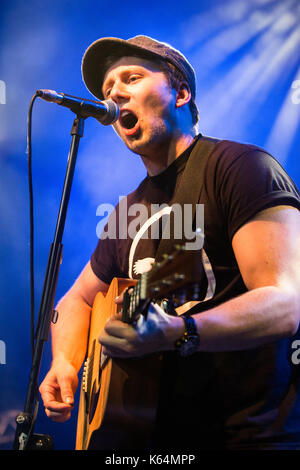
81, 35, 196, 100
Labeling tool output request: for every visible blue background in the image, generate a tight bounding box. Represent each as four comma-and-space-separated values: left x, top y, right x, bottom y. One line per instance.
0, 0, 299, 450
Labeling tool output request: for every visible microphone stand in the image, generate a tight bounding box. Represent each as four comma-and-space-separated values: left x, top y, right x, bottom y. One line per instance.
14, 114, 85, 450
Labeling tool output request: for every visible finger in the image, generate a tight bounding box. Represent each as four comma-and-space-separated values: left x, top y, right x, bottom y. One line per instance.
103, 322, 138, 346
44, 407, 71, 423
45, 401, 73, 413
114, 293, 124, 304
114, 285, 135, 304
43, 397, 73, 423
99, 328, 144, 358
99, 331, 129, 349
107, 313, 123, 323
58, 377, 77, 406
41, 377, 75, 409
41, 397, 73, 417
101, 344, 137, 358
40, 385, 63, 410
104, 318, 131, 336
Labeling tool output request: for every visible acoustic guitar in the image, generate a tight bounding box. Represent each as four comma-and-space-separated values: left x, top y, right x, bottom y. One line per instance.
75, 244, 207, 450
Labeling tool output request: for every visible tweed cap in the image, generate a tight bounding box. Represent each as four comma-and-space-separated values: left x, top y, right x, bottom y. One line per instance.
81, 35, 196, 100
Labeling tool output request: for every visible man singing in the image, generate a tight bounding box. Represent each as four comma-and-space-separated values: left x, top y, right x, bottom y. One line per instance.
39, 35, 300, 450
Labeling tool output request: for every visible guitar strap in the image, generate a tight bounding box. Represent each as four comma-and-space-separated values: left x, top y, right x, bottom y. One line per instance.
153, 136, 221, 430
155, 134, 221, 261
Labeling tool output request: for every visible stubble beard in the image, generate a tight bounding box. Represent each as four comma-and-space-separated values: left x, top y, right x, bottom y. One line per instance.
125, 119, 173, 162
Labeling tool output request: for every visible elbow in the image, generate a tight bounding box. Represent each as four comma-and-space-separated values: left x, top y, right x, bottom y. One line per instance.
265, 284, 300, 338
285, 315, 299, 338
281, 290, 300, 337
288, 314, 300, 337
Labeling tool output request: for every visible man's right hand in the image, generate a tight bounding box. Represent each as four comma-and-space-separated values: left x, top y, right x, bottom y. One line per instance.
39, 359, 78, 422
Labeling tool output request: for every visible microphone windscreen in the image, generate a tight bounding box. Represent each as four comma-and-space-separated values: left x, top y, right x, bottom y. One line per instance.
98, 99, 119, 125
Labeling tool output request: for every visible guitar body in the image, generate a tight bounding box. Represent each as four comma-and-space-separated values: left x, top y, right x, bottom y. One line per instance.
76, 278, 162, 450
76, 243, 207, 450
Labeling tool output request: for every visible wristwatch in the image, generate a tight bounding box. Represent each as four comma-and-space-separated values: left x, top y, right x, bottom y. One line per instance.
175, 314, 200, 357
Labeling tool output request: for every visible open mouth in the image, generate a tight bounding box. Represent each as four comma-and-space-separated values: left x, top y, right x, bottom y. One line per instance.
119, 110, 138, 130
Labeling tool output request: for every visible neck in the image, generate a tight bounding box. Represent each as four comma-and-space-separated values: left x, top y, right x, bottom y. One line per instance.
140, 131, 197, 176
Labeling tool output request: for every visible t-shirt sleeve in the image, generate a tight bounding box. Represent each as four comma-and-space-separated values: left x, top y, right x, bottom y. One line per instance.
90, 207, 124, 284
90, 186, 147, 284
212, 146, 300, 241
90, 236, 120, 284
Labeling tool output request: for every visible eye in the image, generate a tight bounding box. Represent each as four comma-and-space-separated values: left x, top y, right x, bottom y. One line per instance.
104, 88, 111, 98
128, 74, 141, 83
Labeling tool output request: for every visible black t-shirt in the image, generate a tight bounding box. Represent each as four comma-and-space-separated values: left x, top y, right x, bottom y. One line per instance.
90, 135, 300, 449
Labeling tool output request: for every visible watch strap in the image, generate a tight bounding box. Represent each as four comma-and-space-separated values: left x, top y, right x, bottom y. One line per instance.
181, 314, 197, 336
175, 314, 199, 356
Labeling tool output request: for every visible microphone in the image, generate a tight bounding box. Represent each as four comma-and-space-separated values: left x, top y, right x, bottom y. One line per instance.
36, 89, 119, 125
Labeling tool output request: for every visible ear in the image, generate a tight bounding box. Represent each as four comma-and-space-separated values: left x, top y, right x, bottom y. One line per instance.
175, 82, 191, 108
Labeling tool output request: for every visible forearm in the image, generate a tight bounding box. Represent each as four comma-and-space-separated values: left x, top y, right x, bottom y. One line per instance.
51, 291, 91, 371
100, 286, 299, 357
192, 285, 299, 352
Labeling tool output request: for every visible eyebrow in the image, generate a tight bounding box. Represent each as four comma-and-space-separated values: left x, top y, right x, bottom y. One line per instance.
102, 65, 150, 95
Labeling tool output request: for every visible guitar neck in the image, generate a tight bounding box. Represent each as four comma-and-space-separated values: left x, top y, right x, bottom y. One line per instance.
121, 244, 207, 324
121, 274, 151, 324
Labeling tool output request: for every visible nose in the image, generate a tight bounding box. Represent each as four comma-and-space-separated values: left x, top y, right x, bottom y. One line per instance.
109, 80, 130, 104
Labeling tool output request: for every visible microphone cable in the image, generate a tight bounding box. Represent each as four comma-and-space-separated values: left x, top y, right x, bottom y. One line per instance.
15, 91, 41, 450
27, 91, 40, 361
